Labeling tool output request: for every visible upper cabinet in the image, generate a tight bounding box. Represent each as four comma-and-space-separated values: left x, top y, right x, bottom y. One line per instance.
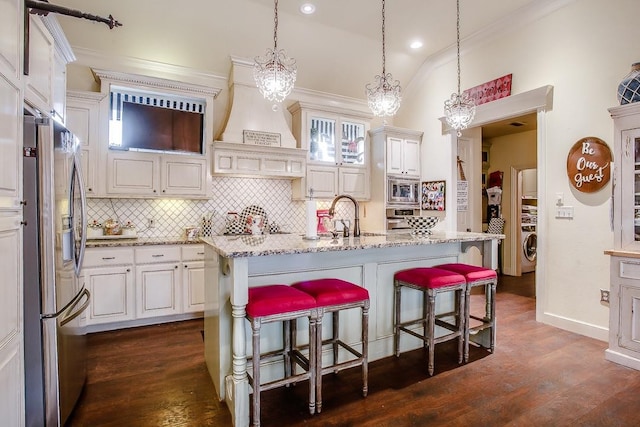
386, 136, 421, 177
66, 91, 105, 196
106, 151, 208, 198
24, 15, 54, 114
610, 103, 640, 250
289, 101, 372, 200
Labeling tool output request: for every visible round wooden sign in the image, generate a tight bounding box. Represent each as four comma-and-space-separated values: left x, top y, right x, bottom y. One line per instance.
566, 137, 612, 193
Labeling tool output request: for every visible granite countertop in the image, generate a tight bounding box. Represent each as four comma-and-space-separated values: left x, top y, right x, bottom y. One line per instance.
86, 236, 203, 248
201, 230, 504, 258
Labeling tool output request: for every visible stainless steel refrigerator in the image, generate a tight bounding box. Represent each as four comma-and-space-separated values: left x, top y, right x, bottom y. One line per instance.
23, 111, 90, 426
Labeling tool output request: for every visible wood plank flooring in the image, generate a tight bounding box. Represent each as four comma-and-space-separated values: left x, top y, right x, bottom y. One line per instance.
67, 273, 640, 426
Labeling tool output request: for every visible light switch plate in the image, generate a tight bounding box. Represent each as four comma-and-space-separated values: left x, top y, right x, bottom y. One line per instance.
555, 206, 574, 219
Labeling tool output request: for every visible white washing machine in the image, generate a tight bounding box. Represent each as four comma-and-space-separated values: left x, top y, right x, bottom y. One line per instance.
521, 227, 537, 273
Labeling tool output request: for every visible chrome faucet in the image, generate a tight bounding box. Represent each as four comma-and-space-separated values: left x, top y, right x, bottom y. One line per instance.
329, 194, 360, 237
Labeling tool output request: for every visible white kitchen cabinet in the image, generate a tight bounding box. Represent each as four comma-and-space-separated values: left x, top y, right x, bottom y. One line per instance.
84, 265, 135, 325
107, 151, 208, 198
289, 101, 372, 200
24, 15, 54, 115
66, 91, 104, 196
606, 103, 640, 370
136, 263, 181, 318
386, 136, 421, 177
182, 245, 206, 313
135, 246, 181, 319
0, 2, 23, 423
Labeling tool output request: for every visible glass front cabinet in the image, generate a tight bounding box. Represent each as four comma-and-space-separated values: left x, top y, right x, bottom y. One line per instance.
289, 102, 372, 200
606, 102, 640, 371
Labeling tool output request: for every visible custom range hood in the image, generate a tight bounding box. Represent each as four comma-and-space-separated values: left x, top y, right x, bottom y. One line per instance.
212, 57, 306, 178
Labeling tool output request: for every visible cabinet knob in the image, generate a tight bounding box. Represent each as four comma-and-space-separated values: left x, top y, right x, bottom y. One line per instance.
175, 265, 178, 269
126, 268, 131, 272
88, 188, 93, 192
153, 189, 157, 193
163, 189, 166, 193
184, 264, 188, 269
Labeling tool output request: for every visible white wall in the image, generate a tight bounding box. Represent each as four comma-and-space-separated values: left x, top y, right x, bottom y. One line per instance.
398, 0, 640, 340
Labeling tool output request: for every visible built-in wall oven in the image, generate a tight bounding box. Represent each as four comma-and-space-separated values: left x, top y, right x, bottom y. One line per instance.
387, 177, 420, 207
386, 208, 420, 231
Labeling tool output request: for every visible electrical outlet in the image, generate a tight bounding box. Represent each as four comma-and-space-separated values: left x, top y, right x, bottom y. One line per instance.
600, 289, 610, 303
147, 218, 155, 228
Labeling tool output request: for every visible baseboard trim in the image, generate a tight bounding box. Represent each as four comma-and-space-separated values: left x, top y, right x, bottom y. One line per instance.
538, 311, 608, 342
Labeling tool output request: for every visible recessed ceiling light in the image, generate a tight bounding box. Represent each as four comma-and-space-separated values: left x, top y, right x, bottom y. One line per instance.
410, 40, 423, 49
300, 3, 316, 15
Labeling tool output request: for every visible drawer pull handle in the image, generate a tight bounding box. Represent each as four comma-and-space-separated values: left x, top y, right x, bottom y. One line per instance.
197, 252, 205, 255
152, 254, 164, 258
102, 257, 115, 260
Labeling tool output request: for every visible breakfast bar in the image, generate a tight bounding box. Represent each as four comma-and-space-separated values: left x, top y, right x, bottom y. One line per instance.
201, 231, 502, 427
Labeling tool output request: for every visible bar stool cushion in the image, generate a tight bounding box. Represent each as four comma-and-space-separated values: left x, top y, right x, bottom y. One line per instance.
292, 278, 369, 306
395, 267, 466, 289
434, 263, 497, 282
247, 285, 317, 317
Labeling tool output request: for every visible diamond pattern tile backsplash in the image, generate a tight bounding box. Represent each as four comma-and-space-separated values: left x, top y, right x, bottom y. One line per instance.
87, 176, 355, 238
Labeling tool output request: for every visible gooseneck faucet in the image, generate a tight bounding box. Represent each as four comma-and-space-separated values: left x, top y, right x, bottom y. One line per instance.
329, 194, 360, 237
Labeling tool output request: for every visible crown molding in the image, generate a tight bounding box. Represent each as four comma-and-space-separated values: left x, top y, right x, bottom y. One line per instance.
92, 68, 222, 98
39, 15, 76, 63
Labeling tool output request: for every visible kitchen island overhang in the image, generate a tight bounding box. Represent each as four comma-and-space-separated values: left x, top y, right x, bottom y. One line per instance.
201, 231, 503, 427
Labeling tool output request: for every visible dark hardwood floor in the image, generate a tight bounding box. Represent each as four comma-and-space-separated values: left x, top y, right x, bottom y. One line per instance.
67, 273, 640, 426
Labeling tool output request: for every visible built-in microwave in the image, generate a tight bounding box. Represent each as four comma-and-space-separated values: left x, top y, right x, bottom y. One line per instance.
387, 177, 420, 207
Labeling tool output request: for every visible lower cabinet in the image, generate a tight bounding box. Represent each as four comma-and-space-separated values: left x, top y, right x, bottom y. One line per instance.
83, 265, 134, 325
82, 244, 205, 330
606, 255, 640, 370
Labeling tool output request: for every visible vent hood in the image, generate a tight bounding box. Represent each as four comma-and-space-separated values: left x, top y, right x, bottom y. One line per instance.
211, 57, 306, 179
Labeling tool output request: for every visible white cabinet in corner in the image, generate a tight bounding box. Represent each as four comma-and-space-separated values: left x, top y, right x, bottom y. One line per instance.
182, 245, 206, 313
211, 141, 306, 178
386, 136, 421, 177
107, 151, 208, 198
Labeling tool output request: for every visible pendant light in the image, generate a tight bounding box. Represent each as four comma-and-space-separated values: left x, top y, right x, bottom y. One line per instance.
444, 0, 475, 136
365, 0, 401, 117
254, 0, 297, 104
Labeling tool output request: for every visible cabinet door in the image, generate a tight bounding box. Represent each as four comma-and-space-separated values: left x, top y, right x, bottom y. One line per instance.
308, 115, 337, 163
162, 157, 207, 197
51, 49, 66, 123
24, 16, 54, 114
67, 95, 102, 195
307, 165, 339, 198
402, 139, 421, 177
619, 283, 640, 352
340, 120, 367, 166
107, 152, 159, 196
0, 71, 21, 209
182, 261, 205, 313
339, 166, 369, 200
620, 129, 640, 249
136, 263, 180, 318
84, 266, 134, 325
0, 216, 23, 424
386, 137, 404, 175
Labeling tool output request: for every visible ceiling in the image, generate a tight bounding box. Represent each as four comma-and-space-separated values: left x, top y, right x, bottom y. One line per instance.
51, 0, 539, 101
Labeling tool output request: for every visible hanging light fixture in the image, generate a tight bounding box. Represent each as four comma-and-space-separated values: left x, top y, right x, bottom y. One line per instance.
444, 0, 475, 137
365, 0, 401, 117
254, 0, 297, 104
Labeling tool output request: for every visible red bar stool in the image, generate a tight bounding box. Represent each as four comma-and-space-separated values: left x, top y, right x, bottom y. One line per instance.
394, 267, 466, 376
434, 263, 498, 362
292, 278, 369, 413
245, 284, 319, 427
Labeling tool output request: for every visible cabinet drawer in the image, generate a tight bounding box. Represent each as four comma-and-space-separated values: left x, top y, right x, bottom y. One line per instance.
619, 259, 640, 280
83, 248, 134, 267
135, 246, 181, 264
182, 244, 205, 261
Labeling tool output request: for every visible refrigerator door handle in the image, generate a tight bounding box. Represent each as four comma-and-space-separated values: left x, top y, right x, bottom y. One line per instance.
59, 288, 91, 327
70, 154, 88, 276
42, 287, 88, 320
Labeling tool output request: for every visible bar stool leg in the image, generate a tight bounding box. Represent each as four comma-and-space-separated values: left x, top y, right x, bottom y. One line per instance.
464, 286, 472, 363
489, 281, 497, 353
362, 303, 369, 397
394, 284, 401, 357
332, 311, 339, 364
315, 310, 324, 414
457, 289, 465, 364
426, 292, 436, 376
251, 320, 261, 427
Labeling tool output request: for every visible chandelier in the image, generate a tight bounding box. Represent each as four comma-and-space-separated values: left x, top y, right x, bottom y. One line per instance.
254, 0, 297, 103
365, 0, 401, 117
444, 0, 475, 136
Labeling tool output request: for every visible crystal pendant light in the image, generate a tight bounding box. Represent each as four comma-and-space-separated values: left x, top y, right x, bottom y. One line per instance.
254, 0, 297, 104
365, 0, 401, 117
444, 0, 475, 137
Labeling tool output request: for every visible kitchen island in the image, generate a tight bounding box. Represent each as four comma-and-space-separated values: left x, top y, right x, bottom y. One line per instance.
201, 231, 503, 427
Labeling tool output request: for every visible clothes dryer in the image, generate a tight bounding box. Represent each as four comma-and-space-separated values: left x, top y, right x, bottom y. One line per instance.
521, 228, 537, 273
